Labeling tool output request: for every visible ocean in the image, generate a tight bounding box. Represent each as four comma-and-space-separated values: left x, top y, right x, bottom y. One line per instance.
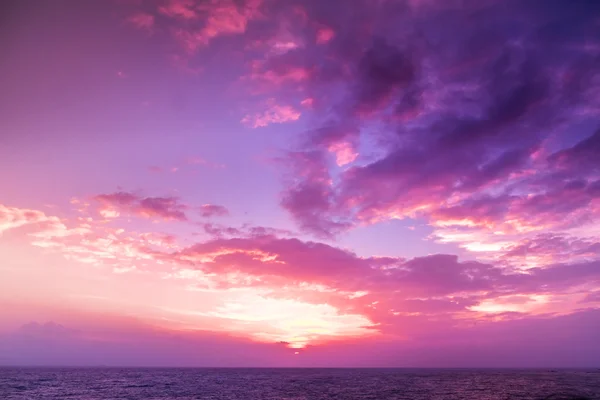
1, 368, 599, 399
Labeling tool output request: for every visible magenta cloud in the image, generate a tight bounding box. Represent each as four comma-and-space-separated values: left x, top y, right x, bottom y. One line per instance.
199, 204, 230, 218
94, 191, 188, 221
166, 233, 600, 336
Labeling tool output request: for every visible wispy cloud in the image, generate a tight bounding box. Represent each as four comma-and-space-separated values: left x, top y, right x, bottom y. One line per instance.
127, 12, 155, 31
94, 192, 188, 221
3, 201, 600, 350
199, 204, 229, 218
316, 27, 335, 44
242, 103, 301, 128
158, 0, 198, 20
173, 0, 264, 53
0, 204, 56, 234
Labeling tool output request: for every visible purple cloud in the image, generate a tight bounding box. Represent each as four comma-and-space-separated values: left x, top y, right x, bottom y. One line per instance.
94, 191, 188, 221
260, 0, 600, 244
199, 204, 230, 218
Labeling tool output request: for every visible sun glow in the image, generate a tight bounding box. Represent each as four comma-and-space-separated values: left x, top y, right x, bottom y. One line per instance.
209, 294, 375, 348
470, 295, 551, 314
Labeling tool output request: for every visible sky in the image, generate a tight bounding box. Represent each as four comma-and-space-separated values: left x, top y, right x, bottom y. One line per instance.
0, 0, 600, 368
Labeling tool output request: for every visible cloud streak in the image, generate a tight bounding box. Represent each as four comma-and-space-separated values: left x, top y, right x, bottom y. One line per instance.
199, 204, 229, 218
94, 192, 188, 221
242, 102, 301, 128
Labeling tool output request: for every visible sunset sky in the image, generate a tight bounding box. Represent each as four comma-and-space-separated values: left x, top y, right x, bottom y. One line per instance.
1, 0, 600, 367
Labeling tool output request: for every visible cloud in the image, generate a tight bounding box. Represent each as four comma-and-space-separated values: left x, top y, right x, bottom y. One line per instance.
501, 234, 600, 267
127, 12, 155, 31
549, 129, 600, 172
94, 191, 188, 221
0, 203, 176, 269
172, 0, 264, 53
241, 103, 301, 128
177, 235, 372, 285
300, 98, 314, 108
158, 0, 197, 20
316, 27, 335, 44
263, 0, 600, 251
30, 222, 161, 268
280, 151, 352, 238
200, 223, 294, 238
168, 234, 600, 332
247, 60, 311, 87
328, 141, 358, 166
122, 0, 266, 52
0, 204, 56, 234
199, 204, 229, 218
3, 202, 600, 351
580, 291, 600, 304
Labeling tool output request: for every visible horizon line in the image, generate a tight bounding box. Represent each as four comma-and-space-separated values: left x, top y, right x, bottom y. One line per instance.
1, 365, 599, 370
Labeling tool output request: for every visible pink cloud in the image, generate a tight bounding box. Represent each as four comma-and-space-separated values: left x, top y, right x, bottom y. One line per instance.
176, 235, 376, 286
280, 151, 351, 238
422, 179, 600, 259
241, 103, 301, 128
0, 204, 56, 234
200, 223, 294, 238
316, 27, 335, 44
201, 223, 244, 237
166, 234, 600, 335
269, 40, 302, 55
502, 234, 600, 266
254, 66, 310, 85
173, 0, 263, 53
3, 202, 600, 351
10, 201, 600, 312
247, 60, 311, 88
300, 97, 314, 108
245, 25, 305, 56
158, 0, 197, 19
199, 204, 229, 218
31, 227, 155, 268
94, 191, 188, 221
127, 12, 155, 31
0, 204, 174, 270
328, 141, 358, 166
